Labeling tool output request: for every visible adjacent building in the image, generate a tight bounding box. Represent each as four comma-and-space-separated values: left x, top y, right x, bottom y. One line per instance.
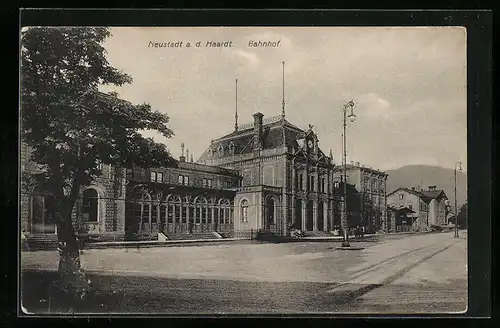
386, 186, 450, 231
332, 162, 388, 232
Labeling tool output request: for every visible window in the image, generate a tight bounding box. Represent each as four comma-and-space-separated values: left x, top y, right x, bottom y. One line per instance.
334, 181, 340, 188
364, 178, 370, 190
408, 203, 413, 211
372, 180, 377, 192
202, 178, 207, 187
240, 199, 249, 223
184, 176, 189, 186
207, 179, 213, 188
321, 177, 326, 193
96, 160, 103, 171
310, 176, 315, 192
399, 193, 404, 200
299, 174, 304, 190
82, 189, 98, 223
178, 175, 183, 184
157, 172, 163, 183
151, 171, 157, 182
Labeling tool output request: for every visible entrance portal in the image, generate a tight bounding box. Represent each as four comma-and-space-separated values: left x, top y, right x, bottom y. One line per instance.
82, 189, 99, 223
306, 200, 314, 231
318, 201, 324, 231
295, 200, 302, 229
265, 197, 276, 231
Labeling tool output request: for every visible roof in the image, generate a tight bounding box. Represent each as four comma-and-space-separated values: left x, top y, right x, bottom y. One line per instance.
388, 204, 416, 213
388, 187, 447, 203
197, 115, 330, 162
334, 164, 388, 176
419, 190, 447, 202
176, 161, 240, 177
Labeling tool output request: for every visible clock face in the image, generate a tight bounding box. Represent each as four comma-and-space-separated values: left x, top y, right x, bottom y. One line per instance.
308, 140, 313, 148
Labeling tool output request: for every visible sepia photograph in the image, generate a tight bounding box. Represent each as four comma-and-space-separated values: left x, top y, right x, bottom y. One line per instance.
19, 25, 468, 315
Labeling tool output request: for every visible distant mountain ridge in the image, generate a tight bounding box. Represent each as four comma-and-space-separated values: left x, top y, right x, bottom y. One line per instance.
386, 165, 467, 209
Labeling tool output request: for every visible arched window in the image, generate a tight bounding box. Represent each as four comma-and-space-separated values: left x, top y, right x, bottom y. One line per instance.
141, 192, 152, 228
240, 199, 249, 223
82, 189, 99, 223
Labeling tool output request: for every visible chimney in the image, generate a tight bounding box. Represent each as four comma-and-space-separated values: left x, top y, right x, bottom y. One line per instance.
350, 161, 354, 165
411, 187, 415, 191
428, 185, 436, 191
186, 149, 189, 162
179, 143, 186, 162
253, 112, 264, 150
356, 162, 360, 166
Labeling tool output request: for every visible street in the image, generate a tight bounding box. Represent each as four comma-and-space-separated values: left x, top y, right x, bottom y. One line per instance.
20, 231, 467, 314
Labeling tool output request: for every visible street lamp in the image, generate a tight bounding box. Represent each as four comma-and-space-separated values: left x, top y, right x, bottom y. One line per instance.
341, 100, 356, 247
454, 161, 462, 238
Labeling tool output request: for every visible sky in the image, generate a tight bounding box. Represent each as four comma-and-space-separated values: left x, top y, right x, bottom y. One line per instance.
99, 27, 467, 172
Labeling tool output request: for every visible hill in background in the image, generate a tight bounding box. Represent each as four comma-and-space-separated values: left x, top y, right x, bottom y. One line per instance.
386, 165, 467, 209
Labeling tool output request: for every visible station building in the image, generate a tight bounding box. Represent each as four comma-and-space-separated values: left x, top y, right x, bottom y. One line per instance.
20, 111, 345, 242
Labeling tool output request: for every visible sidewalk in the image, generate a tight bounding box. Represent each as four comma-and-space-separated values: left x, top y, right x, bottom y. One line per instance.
82, 237, 249, 249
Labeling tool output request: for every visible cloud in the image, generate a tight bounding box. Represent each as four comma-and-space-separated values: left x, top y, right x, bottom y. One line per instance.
356, 93, 392, 119
98, 27, 466, 171
230, 49, 260, 68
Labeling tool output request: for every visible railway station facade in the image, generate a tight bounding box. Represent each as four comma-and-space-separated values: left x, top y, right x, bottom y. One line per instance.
21, 112, 356, 240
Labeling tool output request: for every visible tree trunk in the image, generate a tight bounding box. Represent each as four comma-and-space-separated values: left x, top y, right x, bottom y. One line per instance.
54, 199, 90, 304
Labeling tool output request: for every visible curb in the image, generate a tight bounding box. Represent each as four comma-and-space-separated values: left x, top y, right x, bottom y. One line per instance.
83, 237, 249, 249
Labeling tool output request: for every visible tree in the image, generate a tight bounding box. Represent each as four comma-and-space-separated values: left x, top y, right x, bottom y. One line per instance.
457, 202, 467, 228
20, 27, 177, 301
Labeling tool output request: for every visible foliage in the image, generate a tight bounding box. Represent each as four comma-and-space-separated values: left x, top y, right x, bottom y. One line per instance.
456, 202, 467, 227
21, 27, 176, 197
20, 27, 177, 301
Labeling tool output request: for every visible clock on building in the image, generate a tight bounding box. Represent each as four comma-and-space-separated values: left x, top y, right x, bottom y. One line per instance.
307, 140, 313, 148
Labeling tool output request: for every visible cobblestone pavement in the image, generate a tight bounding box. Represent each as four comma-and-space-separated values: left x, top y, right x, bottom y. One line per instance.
20, 231, 467, 314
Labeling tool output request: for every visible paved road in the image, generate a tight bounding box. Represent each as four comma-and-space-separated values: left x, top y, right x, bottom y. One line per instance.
21, 231, 467, 314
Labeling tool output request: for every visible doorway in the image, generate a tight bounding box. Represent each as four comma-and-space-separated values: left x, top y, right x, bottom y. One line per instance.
295, 200, 302, 230
306, 200, 314, 231
318, 201, 324, 231
265, 197, 276, 231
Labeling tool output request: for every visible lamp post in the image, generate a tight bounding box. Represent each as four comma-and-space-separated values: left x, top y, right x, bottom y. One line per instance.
454, 161, 462, 238
341, 100, 356, 247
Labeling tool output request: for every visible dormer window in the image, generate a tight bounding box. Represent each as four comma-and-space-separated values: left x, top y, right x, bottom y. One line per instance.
229, 142, 235, 155
218, 144, 224, 155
